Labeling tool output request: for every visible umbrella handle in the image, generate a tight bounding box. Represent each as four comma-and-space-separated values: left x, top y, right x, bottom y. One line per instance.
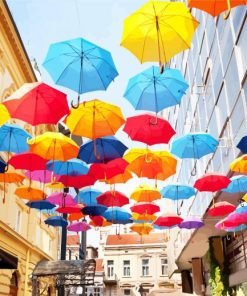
71, 95, 80, 109
223, 0, 231, 19
145, 152, 152, 163
149, 114, 158, 125
191, 160, 197, 176
4, 164, 9, 173
159, 63, 164, 74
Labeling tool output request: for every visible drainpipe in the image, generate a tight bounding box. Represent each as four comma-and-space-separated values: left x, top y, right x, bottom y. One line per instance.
24, 248, 30, 295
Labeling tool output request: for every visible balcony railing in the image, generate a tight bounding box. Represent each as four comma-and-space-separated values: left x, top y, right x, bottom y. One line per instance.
103, 273, 118, 284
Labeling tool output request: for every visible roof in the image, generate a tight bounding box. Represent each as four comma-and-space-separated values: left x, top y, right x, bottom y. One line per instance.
106, 233, 167, 246
95, 258, 103, 272
67, 235, 80, 246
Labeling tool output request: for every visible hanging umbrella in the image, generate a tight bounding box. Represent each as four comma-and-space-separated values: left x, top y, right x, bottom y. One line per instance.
46, 192, 76, 207
208, 201, 236, 217
0, 159, 7, 173
121, 1, 199, 69
130, 223, 153, 235
194, 173, 231, 192
225, 212, 247, 227
0, 103, 10, 126
123, 114, 176, 145
68, 212, 85, 222
89, 216, 112, 227
222, 175, 247, 193
103, 207, 132, 224
78, 136, 128, 164
96, 191, 129, 207
56, 205, 82, 214
132, 213, 157, 222
188, 0, 246, 19
81, 204, 107, 216
154, 213, 183, 227
28, 132, 79, 161
3, 82, 69, 125
26, 200, 56, 211
15, 186, 46, 201
235, 203, 247, 215
46, 158, 88, 176
74, 188, 102, 205
67, 221, 91, 232
25, 170, 53, 184
46, 181, 65, 189
103, 170, 133, 185
0, 172, 25, 202
161, 184, 196, 200
9, 152, 47, 171
225, 224, 247, 233
131, 202, 160, 215
43, 37, 118, 108
57, 174, 95, 189
45, 216, 68, 227
230, 155, 247, 173
178, 217, 204, 229
131, 185, 161, 202
124, 67, 189, 113
237, 135, 247, 154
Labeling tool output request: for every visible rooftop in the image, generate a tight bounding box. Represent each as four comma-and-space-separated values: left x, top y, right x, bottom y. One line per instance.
106, 233, 167, 246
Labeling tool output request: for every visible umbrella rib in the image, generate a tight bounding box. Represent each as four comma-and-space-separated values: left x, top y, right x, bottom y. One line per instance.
55, 57, 81, 85
155, 80, 182, 103
124, 79, 153, 96
86, 53, 118, 75
136, 83, 158, 110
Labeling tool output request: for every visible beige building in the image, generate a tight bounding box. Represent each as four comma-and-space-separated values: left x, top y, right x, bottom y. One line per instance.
0, 1, 59, 295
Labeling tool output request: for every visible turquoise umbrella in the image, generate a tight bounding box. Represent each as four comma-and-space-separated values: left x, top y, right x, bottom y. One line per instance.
74, 188, 102, 205
46, 158, 88, 176
223, 175, 247, 193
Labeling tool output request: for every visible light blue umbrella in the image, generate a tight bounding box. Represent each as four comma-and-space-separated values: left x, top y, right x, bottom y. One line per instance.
43, 37, 118, 108
223, 175, 247, 193
235, 203, 247, 215
46, 158, 88, 176
161, 184, 196, 200
124, 66, 188, 113
225, 224, 247, 233
103, 207, 132, 224
74, 188, 102, 205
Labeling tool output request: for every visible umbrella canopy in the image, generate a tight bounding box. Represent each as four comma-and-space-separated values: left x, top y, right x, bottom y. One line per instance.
237, 135, 247, 154
131, 202, 160, 215
74, 189, 102, 205
25, 170, 53, 184
57, 174, 95, 189
124, 67, 189, 113
67, 221, 91, 232
226, 212, 247, 227
130, 223, 153, 235
0, 103, 10, 126
171, 133, 218, 159
0, 172, 25, 183
15, 186, 46, 201
208, 202, 236, 217
46, 158, 88, 176
0, 159, 7, 173
89, 216, 112, 227
81, 205, 107, 216
0, 124, 31, 154
45, 216, 68, 227
9, 152, 47, 171
131, 185, 161, 202
78, 136, 128, 164
46, 181, 65, 189
103, 170, 132, 185
28, 132, 79, 161
161, 184, 196, 200
56, 205, 82, 214
123, 114, 176, 145
223, 175, 247, 193
230, 155, 247, 173
178, 217, 204, 229
96, 191, 129, 207
3, 82, 69, 125
47, 192, 76, 207
68, 212, 85, 222
26, 200, 56, 211
235, 203, 247, 215
132, 213, 157, 222
103, 207, 132, 224
121, 1, 199, 65
194, 173, 231, 192
154, 213, 183, 227
225, 224, 247, 233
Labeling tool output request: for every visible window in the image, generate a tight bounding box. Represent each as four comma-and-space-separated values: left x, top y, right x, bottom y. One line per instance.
123, 260, 130, 277
15, 209, 22, 233
124, 289, 131, 296
161, 258, 168, 275
142, 259, 149, 276
107, 260, 114, 277
94, 287, 101, 296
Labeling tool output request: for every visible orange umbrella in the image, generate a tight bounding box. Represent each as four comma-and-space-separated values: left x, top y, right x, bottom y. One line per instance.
132, 212, 157, 222
0, 172, 25, 203
15, 186, 47, 201
103, 170, 132, 185
89, 216, 112, 227
68, 212, 85, 222
130, 223, 153, 235
131, 185, 161, 202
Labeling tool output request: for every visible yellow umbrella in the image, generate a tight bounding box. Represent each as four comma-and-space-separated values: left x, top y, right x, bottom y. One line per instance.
131, 185, 161, 202
121, 1, 199, 69
0, 103, 10, 126
15, 186, 47, 201
230, 155, 247, 173
242, 194, 247, 202
130, 223, 153, 235
132, 212, 157, 222
28, 132, 79, 161
65, 99, 125, 139
46, 182, 65, 189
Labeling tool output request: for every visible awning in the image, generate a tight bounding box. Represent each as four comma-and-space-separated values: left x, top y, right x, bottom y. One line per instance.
0, 249, 18, 269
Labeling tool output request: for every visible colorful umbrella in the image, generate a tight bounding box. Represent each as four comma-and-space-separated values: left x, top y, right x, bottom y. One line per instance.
96, 191, 129, 207
121, 1, 199, 68
3, 82, 69, 125
194, 173, 231, 192
45, 181, 65, 189
215, 218, 237, 230
208, 202, 236, 217
103, 207, 132, 224
67, 221, 91, 232
130, 223, 153, 235
43, 37, 118, 107
25, 170, 53, 184
81, 205, 107, 216
226, 212, 247, 226
102, 170, 132, 185
57, 174, 95, 189
56, 205, 82, 214
237, 135, 247, 154
124, 67, 189, 113
123, 114, 176, 145
46, 192, 76, 207
178, 217, 204, 229
46, 158, 88, 176
0, 172, 25, 202
222, 175, 247, 193
225, 224, 247, 233
131, 202, 160, 215
15, 186, 46, 201
161, 184, 196, 200
9, 152, 47, 171
230, 155, 247, 173
0, 159, 7, 173
0, 103, 10, 126
68, 212, 85, 222
132, 213, 157, 222
154, 213, 183, 227
28, 132, 79, 161
45, 216, 68, 227
131, 185, 161, 202
78, 136, 128, 164
26, 200, 56, 210
74, 189, 102, 205
89, 216, 112, 227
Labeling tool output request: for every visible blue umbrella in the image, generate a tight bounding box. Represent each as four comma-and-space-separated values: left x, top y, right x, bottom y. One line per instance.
235, 203, 247, 215
225, 224, 247, 233
74, 188, 102, 205
26, 200, 56, 211
78, 136, 128, 164
237, 135, 247, 154
44, 216, 68, 227
0, 158, 7, 173
124, 66, 188, 113
222, 175, 247, 193
81, 205, 107, 216
46, 158, 88, 176
103, 207, 132, 224
0, 124, 31, 154
43, 37, 118, 108
161, 184, 196, 200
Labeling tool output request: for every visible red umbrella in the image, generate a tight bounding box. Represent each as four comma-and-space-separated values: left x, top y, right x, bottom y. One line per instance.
130, 202, 160, 215
96, 191, 129, 207
89, 215, 112, 227
3, 82, 69, 126
123, 114, 175, 145
208, 201, 236, 217
154, 213, 183, 227
56, 205, 82, 214
9, 152, 47, 171
194, 173, 231, 192
57, 174, 95, 189
88, 158, 129, 180
226, 212, 247, 226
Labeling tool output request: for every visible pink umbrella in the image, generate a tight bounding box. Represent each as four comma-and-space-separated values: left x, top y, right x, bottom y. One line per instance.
25, 170, 54, 184
46, 192, 76, 207
67, 221, 91, 232
56, 205, 82, 214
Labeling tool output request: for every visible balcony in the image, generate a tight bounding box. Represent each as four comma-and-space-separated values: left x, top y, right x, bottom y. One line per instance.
103, 273, 118, 285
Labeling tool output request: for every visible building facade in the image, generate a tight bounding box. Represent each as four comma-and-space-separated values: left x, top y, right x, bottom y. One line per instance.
0, 1, 59, 295
165, 2, 247, 295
